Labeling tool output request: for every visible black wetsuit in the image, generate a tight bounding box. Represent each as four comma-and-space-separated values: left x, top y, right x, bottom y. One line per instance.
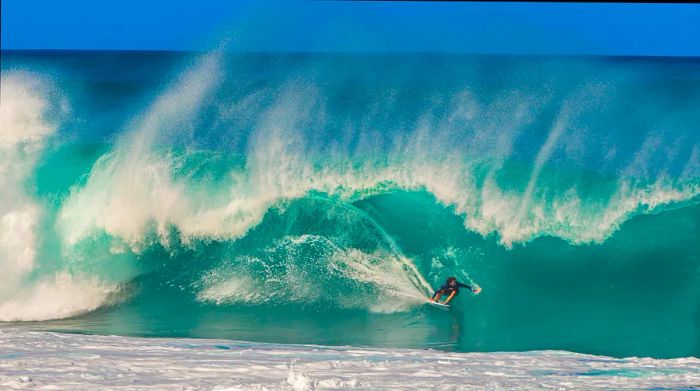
433, 281, 473, 298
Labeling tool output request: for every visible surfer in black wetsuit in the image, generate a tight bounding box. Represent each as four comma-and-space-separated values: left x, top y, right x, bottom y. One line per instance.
430, 276, 481, 305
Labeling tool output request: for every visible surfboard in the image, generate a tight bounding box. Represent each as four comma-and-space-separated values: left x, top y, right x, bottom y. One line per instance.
427, 300, 450, 309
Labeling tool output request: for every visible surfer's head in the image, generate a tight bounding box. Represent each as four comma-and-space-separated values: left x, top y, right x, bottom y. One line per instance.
447, 277, 457, 286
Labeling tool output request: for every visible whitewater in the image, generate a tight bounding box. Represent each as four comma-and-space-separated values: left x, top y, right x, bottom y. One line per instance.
2, 328, 699, 390
1, 49, 699, 388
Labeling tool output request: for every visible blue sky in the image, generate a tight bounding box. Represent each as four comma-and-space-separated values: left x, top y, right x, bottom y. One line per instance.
3, 0, 699, 56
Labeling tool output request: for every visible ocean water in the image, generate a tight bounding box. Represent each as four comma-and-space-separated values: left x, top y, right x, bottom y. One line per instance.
1, 50, 698, 360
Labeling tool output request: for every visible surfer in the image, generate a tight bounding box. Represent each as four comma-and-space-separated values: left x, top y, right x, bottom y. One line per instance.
430, 277, 481, 305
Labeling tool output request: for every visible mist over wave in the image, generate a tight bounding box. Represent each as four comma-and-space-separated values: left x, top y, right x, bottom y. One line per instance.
0, 51, 698, 358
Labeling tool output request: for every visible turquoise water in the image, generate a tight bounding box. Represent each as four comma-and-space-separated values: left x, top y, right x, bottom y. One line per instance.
1, 51, 698, 359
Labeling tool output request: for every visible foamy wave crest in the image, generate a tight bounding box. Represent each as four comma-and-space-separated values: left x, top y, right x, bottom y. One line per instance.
242, 115, 699, 247
0, 272, 119, 322
0, 72, 61, 298
0, 73, 119, 322
452, 173, 699, 247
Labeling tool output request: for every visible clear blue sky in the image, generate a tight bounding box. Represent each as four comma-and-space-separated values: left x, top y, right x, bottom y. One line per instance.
3, 0, 699, 56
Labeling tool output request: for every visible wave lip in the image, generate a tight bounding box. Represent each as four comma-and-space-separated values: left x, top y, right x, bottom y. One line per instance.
47, 51, 700, 254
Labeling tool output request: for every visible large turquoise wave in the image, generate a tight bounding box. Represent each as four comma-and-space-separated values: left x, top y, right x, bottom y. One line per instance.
1, 51, 698, 358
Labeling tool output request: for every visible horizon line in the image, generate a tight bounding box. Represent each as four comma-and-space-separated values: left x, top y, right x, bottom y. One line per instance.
3, 48, 700, 60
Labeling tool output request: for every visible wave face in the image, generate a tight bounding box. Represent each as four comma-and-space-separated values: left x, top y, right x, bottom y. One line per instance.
1, 51, 699, 358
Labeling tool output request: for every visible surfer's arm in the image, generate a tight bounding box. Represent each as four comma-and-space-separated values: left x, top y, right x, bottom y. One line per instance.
443, 291, 457, 304
458, 282, 481, 294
